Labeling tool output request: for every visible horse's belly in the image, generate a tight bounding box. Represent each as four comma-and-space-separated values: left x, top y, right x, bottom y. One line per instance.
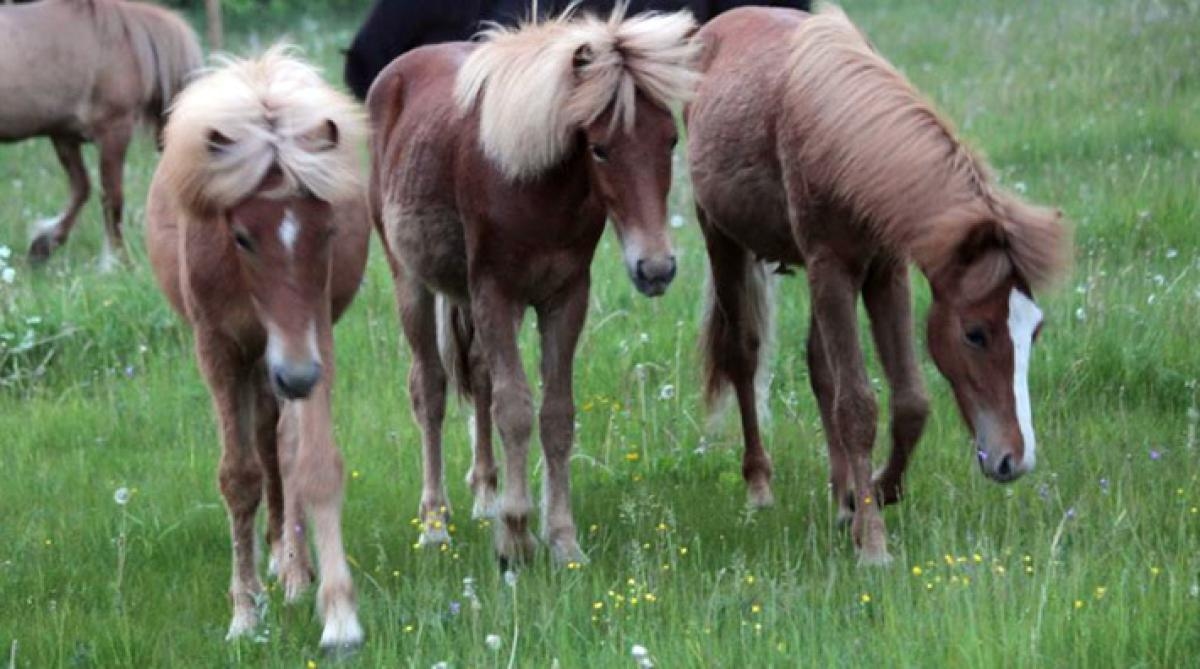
383, 203, 468, 299
694, 166, 801, 265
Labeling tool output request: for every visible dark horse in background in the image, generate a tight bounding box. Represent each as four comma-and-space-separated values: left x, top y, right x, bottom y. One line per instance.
343, 0, 811, 99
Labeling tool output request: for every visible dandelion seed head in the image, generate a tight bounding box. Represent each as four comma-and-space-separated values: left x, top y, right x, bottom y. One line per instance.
504, 570, 518, 587
113, 487, 130, 506
485, 634, 502, 651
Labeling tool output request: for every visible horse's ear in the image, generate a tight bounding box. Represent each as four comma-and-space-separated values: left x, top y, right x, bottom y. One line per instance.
298, 120, 339, 152
573, 44, 594, 70
206, 129, 234, 154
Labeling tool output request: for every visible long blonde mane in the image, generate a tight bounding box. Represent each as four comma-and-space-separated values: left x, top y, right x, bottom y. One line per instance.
786, 5, 1068, 289
455, 6, 700, 180
159, 46, 366, 214
69, 0, 202, 120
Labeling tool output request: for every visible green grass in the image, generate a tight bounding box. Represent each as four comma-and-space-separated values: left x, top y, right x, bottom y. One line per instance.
2, 0, 1198, 666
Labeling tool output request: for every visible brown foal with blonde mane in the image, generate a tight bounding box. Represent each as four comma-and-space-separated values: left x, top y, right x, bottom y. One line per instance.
0, 0, 201, 266
368, 8, 698, 565
688, 5, 1070, 564
146, 48, 370, 648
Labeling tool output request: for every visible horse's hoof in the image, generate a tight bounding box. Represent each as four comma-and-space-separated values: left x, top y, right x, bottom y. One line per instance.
28, 235, 58, 266
470, 484, 499, 520
857, 548, 894, 568
281, 564, 314, 604
549, 538, 588, 568
224, 609, 260, 642
747, 480, 775, 509
495, 521, 537, 567
872, 473, 904, 507
319, 610, 364, 657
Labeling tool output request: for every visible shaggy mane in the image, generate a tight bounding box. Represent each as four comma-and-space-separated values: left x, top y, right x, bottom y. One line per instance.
786, 5, 1069, 290
455, 5, 700, 180
159, 46, 366, 214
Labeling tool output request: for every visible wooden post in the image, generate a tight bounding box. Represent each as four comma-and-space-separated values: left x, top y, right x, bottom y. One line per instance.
205, 0, 223, 51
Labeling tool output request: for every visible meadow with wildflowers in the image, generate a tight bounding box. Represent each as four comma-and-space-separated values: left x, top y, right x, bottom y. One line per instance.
1, 0, 1198, 666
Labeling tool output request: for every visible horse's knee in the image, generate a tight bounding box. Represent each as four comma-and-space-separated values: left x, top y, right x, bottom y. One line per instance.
892, 388, 929, 436
834, 384, 878, 449
219, 460, 263, 514
494, 384, 533, 445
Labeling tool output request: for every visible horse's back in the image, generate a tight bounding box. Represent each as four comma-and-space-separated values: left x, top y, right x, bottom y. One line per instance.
0, 2, 99, 138
689, 7, 808, 259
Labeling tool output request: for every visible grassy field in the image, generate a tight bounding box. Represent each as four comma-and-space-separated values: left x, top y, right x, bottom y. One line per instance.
2, 0, 1198, 666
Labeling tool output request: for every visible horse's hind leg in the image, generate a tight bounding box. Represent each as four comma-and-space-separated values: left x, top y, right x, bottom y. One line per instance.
535, 279, 589, 565
28, 136, 89, 264
466, 336, 498, 519
96, 119, 133, 271
196, 339, 265, 640
396, 275, 451, 545
863, 255, 929, 506
807, 316, 854, 526
698, 211, 775, 507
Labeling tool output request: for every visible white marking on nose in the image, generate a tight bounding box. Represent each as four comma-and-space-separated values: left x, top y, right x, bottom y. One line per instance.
279, 210, 299, 254
1008, 289, 1043, 469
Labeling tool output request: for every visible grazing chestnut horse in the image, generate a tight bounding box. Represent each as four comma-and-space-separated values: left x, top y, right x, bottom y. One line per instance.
368, 9, 698, 565
688, 5, 1070, 564
0, 0, 201, 266
146, 49, 370, 648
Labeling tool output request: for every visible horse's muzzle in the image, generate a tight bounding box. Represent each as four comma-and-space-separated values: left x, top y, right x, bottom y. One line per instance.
271, 360, 322, 400
632, 255, 677, 297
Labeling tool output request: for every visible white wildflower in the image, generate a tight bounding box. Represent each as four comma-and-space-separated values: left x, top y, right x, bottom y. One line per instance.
658, 384, 676, 401
1074, 307, 1086, 322
0, 245, 11, 259
113, 487, 130, 506
1, 268, 14, 285
503, 570, 518, 588
631, 644, 653, 668
485, 634, 502, 651
1166, 248, 1178, 259
431, 662, 449, 669
669, 214, 686, 229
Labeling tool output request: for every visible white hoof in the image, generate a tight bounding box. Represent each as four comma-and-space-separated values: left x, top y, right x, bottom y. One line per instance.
319, 603, 364, 650
225, 607, 259, 641
471, 486, 498, 520
418, 526, 452, 547
857, 548, 894, 568
747, 481, 775, 509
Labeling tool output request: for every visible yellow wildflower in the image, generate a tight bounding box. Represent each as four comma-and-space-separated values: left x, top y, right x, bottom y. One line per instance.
912, 566, 923, 577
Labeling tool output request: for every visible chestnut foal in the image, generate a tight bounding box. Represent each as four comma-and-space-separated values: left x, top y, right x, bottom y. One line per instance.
368, 9, 698, 565
146, 49, 370, 648
688, 6, 1070, 564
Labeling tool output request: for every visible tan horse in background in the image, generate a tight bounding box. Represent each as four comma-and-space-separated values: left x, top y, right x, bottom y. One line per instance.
0, 0, 201, 266
146, 48, 370, 650
688, 5, 1070, 565
368, 8, 698, 566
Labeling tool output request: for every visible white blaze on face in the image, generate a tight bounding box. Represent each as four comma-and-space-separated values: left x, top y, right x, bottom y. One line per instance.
279, 210, 299, 254
266, 321, 321, 369
1008, 289, 1043, 469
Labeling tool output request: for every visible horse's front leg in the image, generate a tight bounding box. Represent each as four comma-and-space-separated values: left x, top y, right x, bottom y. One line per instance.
863, 254, 929, 506
807, 253, 891, 566
289, 322, 362, 650
195, 336, 264, 640
471, 279, 536, 566
535, 278, 589, 565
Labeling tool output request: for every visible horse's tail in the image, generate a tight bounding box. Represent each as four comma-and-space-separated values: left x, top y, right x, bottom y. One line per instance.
700, 255, 778, 431
110, 1, 204, 123
436, 296, 476, 400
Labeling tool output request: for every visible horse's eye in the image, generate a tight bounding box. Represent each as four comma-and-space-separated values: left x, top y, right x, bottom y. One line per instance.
590, 144, 609, 162
233, 229, 254, 253
964, 326, 988, 349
